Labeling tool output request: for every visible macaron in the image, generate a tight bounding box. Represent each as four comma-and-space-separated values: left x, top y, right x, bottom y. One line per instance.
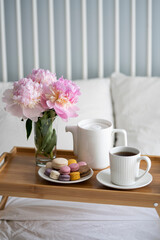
79, 165, 91, 177
78, 161, 87, 167
68, 159, 77, 165
59, 174, 70, 181
46, 161, 52, 168
59, 166, 71, 175
50, 170, 60, 180
69, 163, 79, 172
44, 168, 52, 177
70, 172, 80, 181
52, 158, 68, 170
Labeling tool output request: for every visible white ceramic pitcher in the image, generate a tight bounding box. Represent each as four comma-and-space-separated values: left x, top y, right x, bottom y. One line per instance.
65, 119, 127, 169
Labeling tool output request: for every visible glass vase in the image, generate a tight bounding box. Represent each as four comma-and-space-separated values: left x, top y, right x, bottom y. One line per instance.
34, 115, 57, 167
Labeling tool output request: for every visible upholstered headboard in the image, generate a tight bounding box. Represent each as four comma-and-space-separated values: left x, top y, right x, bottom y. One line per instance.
0, 0, 159, 82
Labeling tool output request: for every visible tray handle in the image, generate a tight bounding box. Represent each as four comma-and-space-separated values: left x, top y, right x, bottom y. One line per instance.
0, 152, 9, 172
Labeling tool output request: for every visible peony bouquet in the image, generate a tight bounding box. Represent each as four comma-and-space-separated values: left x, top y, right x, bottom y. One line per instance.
2, 69, 81, 165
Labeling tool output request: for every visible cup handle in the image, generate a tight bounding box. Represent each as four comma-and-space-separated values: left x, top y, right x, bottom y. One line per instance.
112, 129, 128, 146
136, 156, 151, 181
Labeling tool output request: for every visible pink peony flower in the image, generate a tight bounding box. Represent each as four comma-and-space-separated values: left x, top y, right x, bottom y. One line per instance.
3, 78, 44, 121
28, 68, 57, 85
41, 77, 81, 120
3, 69, 81, 123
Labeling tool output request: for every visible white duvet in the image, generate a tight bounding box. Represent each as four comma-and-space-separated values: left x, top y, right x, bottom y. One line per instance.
0, 197, 160, 240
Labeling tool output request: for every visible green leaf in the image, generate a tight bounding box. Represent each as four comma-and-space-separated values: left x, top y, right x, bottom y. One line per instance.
41, 110, 57, 121
41, 124, 53, 150
49, 109, 57, 119
34, 123, 43, 150
44, 129, 57, 154
26, 119, 32, 139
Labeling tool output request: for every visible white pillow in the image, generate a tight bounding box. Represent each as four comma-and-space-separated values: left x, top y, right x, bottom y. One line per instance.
0, 78, 113, 154
111, 72, 160, 155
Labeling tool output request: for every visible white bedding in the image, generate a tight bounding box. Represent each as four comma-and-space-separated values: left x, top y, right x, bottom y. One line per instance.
0, 197, 160, 240
111, 72, 160, 155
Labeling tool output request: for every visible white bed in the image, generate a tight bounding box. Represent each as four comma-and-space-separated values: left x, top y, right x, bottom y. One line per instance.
0, 0, 160, 239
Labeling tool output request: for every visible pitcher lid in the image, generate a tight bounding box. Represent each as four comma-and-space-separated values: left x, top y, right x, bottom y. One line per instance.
78, 119, 112, 131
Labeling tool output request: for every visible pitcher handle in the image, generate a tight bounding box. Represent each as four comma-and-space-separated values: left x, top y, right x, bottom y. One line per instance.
112, 129, 127, 146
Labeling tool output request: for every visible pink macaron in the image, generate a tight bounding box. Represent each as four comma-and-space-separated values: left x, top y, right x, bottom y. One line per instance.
59, 166, 70, 175
69, 163, 79, 172
78, 161, 87, 167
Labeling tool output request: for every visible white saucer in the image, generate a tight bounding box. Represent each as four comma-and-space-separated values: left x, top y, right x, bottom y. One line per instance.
38, 167, 93, 184
96, 168, 153, 190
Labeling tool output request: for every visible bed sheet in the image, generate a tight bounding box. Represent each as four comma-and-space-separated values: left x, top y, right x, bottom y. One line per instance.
0, 197, 160, 240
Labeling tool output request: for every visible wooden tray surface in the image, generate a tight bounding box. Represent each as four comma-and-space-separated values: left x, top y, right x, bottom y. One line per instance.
0, 147, 160, 210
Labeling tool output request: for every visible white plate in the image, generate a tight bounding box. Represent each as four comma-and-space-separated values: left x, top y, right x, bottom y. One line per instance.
96, 168, 153, 190
38, 167, 94, 184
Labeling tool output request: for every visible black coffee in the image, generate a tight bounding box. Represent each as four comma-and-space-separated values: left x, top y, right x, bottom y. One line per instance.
114, 151, 137, 156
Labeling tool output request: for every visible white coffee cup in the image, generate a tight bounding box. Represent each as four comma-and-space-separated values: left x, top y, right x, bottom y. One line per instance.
66, 119, 127, 169
109, 146, 151, 186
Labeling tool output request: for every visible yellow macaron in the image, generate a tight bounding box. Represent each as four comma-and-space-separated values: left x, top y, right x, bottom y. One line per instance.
68, 159, 77, 165
70, 172, 80, 181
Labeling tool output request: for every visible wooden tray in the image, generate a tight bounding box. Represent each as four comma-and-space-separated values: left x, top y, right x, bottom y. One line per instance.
0, 147, 160, 216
